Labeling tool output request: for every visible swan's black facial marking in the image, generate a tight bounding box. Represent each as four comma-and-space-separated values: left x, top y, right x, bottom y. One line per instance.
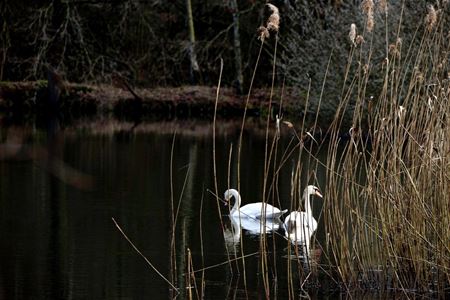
224, 192, 236, 206
224, 192, 231, 206
313, 187, 323, 198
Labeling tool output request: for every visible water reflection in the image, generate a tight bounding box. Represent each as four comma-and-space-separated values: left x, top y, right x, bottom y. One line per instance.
223, 216, 241, 254
223, 213, 284, 255
0, 118, 330, 299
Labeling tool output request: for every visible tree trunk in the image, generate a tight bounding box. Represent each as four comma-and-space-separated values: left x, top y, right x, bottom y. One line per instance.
229, 0, 243, 94
185, 0, 200, 84
0, 1, 9, 81
49, 0, 65, 67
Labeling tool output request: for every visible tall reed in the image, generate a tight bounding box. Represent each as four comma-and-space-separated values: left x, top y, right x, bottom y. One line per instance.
324, 0, 449, 293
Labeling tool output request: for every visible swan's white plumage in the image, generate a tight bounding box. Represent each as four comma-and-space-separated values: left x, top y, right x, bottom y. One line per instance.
284, 211, 317, 244
284, 185, 322, 250
224, 189, 287, 220
230, 214, 281, 234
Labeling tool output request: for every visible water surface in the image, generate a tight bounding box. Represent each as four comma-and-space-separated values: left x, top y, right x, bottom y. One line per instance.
0, 119, 334, 299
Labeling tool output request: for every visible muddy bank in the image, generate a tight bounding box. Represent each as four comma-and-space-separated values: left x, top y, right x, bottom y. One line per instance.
0, 81, 337, 125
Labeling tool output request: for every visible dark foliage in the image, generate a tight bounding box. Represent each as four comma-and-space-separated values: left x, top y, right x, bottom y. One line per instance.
0, 0, 443, 96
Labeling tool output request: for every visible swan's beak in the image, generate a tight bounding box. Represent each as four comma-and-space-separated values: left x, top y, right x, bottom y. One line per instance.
315, 190, 323, 198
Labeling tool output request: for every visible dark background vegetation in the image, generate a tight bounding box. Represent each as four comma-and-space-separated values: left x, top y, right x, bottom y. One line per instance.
0, 0, 440, 97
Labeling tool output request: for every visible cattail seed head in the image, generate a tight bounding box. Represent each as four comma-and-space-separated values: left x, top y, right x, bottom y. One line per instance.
425, 4, 437, 31
378, 0, 388, 14
361, 0, 375, 32
361, 0, 374, 14
388, 43, 400, 58
363, 64, 370, 75
367, 10, 374, 32
349, 23, 357, 45
257, 26, 270, 41
356, 35, 365, 45
266, 4, 280, 32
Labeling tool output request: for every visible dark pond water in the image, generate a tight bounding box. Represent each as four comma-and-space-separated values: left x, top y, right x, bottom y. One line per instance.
0, 118, 361, 299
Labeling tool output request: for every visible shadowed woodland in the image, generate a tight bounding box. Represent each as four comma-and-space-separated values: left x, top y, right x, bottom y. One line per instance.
1, 1, 444, 96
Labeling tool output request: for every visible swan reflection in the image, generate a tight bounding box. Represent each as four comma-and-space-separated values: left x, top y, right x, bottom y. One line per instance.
223, 215, 241, 253
223, 212, 283, 253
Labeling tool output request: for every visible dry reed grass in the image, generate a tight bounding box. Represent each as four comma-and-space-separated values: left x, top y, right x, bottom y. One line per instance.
221, 0, 450, 297
323, 0, 449, 294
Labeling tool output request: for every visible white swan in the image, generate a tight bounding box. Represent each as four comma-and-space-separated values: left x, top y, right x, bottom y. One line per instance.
284, 185, 323, 252
224, 189, 288, 220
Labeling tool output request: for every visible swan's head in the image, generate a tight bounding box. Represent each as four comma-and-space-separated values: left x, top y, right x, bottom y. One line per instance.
306, 185, 323, 198
224, 189, 239, 206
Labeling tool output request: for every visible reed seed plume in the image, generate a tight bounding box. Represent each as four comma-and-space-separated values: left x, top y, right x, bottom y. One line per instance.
256, 3, 280, 41
361, 0, 375, 32
266, 4, 280, 32
377, 0, 387, 14
258, 26, 270, 41
361, 0, 374, 14
355, 35, 365, 45
367, 10, 374, 32
425, 4, 437, 31
388, 37, 402, 58
349, 23, 357, 46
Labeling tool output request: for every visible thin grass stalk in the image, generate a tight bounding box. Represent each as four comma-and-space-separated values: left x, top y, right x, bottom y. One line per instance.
269, 79, 287, 283
186, 248, 193, 300
169, 133, 178, 289
286, 164, 296, 300
260, 33, 279, 298
237, 39, 264, 193
199, 189, 205, 299
310, 51, 332, 138
112, 218, 179, 294
212, 58, 235, 273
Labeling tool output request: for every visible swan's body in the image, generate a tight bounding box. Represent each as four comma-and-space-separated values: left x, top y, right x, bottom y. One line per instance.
284, 185, 323, 251
224, 189, 286, 234
230, 214, 282, 234
224, 189, 288, 220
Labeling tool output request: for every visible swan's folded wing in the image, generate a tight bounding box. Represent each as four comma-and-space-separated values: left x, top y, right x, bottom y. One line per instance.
255, 209, 288, 219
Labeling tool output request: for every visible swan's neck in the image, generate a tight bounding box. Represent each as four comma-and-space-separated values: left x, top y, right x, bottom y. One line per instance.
229, 214, 241, 237
230, 190, 241, 214
303, 189, 313, 217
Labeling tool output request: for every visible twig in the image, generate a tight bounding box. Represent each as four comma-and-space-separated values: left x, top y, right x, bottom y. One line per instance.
111, 217, 179, 294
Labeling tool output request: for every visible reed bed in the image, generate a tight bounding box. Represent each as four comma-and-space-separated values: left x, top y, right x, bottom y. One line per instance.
221, 1, 449, 297
323, 1, 449, 294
